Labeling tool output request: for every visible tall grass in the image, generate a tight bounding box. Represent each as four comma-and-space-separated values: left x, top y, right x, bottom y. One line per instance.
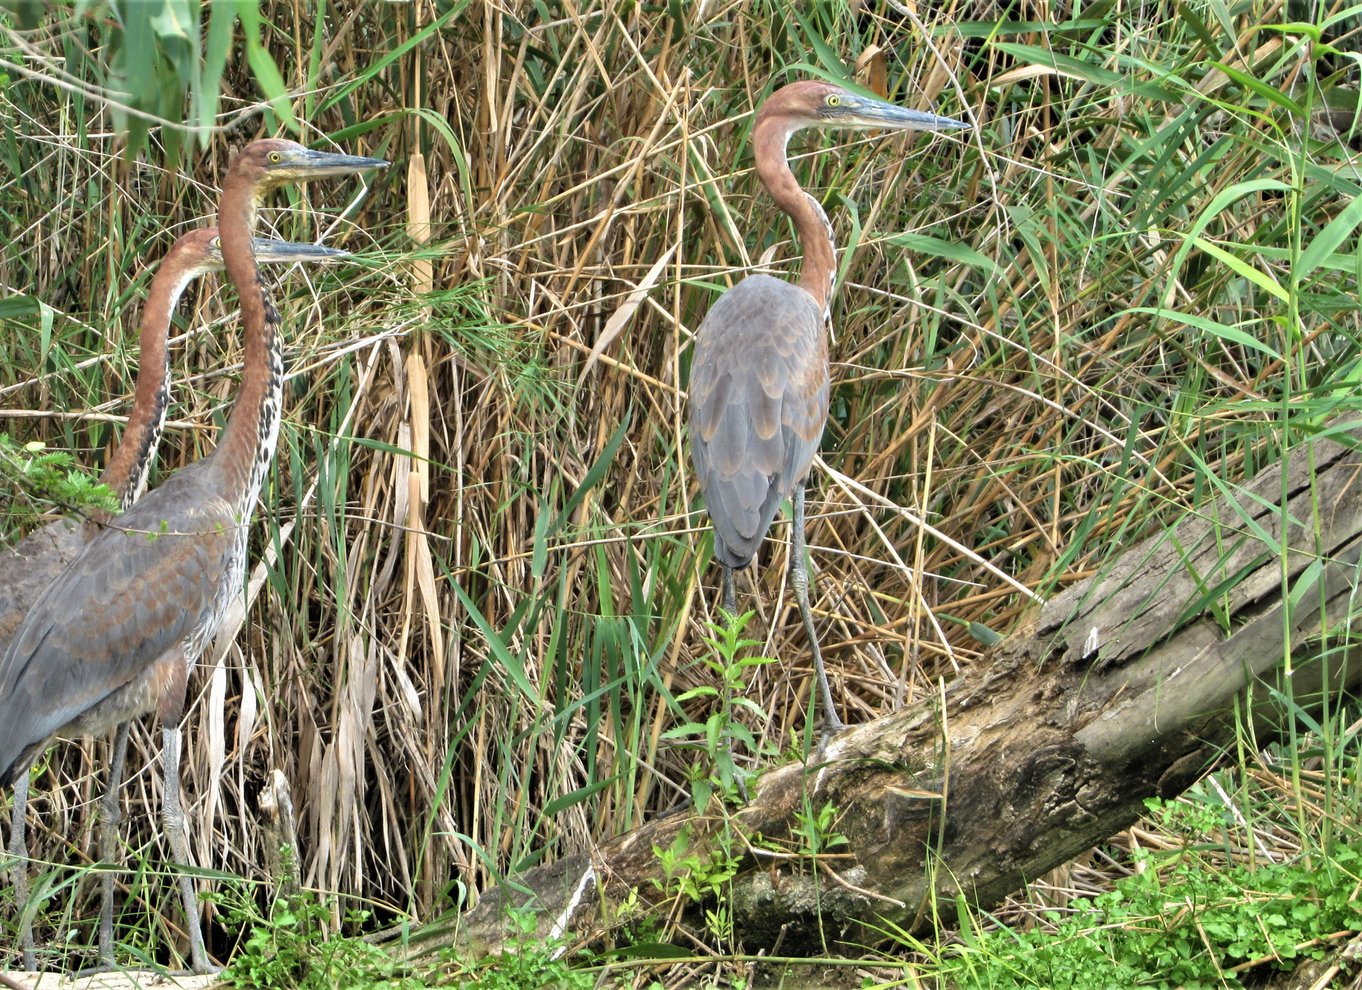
1, 0, 1360, 973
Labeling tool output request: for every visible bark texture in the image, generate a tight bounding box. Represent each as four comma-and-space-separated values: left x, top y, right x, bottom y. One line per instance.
416, 424, 1362, 958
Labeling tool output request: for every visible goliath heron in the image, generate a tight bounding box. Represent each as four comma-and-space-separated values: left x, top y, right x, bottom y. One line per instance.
0, 230, 350, 647
1, 139, 385, 972
688, 80, 966, 733
0, 227, 350, 971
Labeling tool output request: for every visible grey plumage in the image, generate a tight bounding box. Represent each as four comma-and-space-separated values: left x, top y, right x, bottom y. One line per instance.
689, 273, 828, 570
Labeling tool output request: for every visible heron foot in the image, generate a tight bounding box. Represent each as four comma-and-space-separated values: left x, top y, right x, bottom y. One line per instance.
168, 962, 224, 978
813, 716, 850, 763
73, 957, 120, 979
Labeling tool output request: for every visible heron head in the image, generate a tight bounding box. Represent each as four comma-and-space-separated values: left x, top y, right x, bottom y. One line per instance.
165, 227, 352, 279
763, 80, 968, 134
232, 138, 389, 189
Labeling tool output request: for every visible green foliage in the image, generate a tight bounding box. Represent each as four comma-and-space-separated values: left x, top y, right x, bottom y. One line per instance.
433, 910, 598, 990
933, 819, 1362, 990
0, 0, 295, 159
0, 434, 118, 532
663, 612, 778, 807
222, 896, 424, 990
650, 827, 741, 908
792, 800, 849, 858
440, 948, 598, 990
650, 825, 742, 947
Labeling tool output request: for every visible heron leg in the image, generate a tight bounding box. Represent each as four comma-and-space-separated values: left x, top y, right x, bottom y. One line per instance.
160, 726, 215, 975
96, 722, 131, 969
792, 484, 844, 735
721, 564, 737, 620
9, 770, 35, 970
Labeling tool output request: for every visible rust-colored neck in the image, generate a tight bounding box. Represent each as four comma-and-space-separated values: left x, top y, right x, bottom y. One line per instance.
91, 268, 175, 521
214, 162, 282, 509
752, 109, 836, 315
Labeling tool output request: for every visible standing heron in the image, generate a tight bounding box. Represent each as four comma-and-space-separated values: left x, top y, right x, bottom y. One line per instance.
1, 227, 350, 970
0, 139, 385, 972
688, 80, 966, 733
0, 230, 350, 647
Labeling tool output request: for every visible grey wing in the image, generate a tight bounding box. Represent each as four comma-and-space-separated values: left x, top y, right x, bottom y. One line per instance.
0, 466, 235, 782
0, 518, 86, 654
688, 274, 829, 570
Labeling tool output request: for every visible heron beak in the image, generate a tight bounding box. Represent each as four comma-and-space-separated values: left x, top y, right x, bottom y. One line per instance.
251, 240, 353, 264
838, 94, 969, 132
274, 148, 390, 178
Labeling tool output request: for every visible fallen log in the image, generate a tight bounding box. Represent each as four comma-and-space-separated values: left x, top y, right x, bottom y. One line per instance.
414, 421, 1362, 958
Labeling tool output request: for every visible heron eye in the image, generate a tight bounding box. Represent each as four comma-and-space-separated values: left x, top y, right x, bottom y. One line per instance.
268, 151, 282, 164
826, 94, 841, 107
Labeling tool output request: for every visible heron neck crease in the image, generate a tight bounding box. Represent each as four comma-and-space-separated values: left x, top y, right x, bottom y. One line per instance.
752, 115, 836, 316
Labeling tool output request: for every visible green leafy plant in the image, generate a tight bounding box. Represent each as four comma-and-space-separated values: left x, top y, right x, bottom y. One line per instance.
650, 825, 742, 949
650, 827, 740, 908
0, 435, 118, 529
430, 906, 598, 990
792, 800, 849, 859
222, 894, 423, 990
663, 612, 777, 807
920, 841, 1362, 990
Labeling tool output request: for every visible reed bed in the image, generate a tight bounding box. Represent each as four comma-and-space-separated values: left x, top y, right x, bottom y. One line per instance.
1, 0, 1360, 968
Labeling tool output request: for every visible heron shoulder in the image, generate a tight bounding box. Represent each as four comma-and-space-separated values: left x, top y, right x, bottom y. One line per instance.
696, 273, 822, 340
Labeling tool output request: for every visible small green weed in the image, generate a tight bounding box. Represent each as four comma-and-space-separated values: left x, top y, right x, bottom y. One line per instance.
663, 612, 777, 807
435, 907, 598, 989
440, 941, 598, 990
650, 826, 741, 907
222, 895, 424, 990
789, 799, 849, 864
0, 435, 118, 530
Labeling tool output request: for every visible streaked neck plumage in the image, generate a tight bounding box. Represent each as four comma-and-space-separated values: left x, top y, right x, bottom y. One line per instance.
214, 165, 283, 515
90, 260, 194, 524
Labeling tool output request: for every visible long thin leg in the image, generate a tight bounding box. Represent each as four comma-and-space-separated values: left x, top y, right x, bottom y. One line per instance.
160, 726, 214, 974
721, 564, 737, 618
9, 771, 35, 970
792, 484, 844, 733
95, 722, 132, 969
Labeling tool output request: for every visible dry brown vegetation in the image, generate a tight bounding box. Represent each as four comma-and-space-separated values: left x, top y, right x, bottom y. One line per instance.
2, 0, 1361, 975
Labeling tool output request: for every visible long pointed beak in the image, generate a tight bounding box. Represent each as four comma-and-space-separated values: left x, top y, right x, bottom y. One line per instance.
284, 148, 390, 178
841, 94, 969, 132
251, 240, 353, 264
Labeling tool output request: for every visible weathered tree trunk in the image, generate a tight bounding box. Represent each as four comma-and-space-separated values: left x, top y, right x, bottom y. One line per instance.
412, 424, 1362, 959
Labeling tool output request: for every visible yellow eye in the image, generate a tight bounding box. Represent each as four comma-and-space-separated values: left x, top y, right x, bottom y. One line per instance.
826, 94, 841, 107
268, 151, 282, 163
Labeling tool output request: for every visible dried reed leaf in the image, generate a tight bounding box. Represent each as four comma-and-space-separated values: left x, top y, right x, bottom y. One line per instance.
407, 150, 434, 297
578, 242, 678, 384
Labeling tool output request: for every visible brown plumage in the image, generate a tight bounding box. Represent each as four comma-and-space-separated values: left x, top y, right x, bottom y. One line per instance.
1, 140, 384, 973
688, 80, 966, 734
